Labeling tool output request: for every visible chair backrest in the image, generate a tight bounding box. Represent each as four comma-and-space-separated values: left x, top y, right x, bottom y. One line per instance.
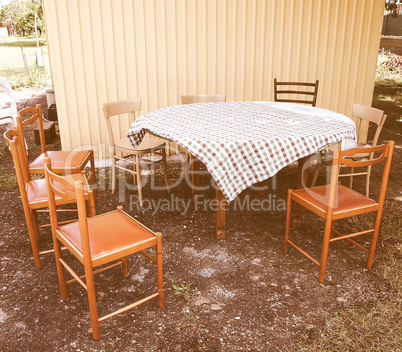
16, 104, 46, 158
0, 76, 17, 126
325, 141, 394, 211
181, 94, 226, 104
103, 98, 141, 147
3, 127, 31, 204
44, 158, 93, 261
274, 79, 319, 106
352, 103, 387, 147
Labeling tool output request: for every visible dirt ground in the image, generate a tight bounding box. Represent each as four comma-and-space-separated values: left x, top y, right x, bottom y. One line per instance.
0, 92, 400, 351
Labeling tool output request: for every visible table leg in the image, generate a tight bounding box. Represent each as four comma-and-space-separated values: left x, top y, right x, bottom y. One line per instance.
216, 188, 226, 239
296, 156, 310, 189
191, 158, 201, 202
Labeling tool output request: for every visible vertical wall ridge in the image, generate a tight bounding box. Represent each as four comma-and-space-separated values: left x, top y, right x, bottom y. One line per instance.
43, 0, 385, 155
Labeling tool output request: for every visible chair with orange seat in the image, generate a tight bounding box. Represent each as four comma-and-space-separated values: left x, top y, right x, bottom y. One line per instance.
4, 127, 96, 269
16, 104, 96, 187
44, 159, 164, 340
284, 141, 394, 283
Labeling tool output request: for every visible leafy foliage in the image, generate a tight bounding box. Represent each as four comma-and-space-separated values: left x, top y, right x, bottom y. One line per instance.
0, 0, 44, 36
385, 0, 401, 18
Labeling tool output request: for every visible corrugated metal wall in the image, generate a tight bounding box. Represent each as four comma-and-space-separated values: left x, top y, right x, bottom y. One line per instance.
42, 0, 385, 157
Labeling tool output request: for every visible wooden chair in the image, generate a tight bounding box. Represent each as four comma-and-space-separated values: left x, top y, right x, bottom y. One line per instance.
181, 94, 226, 178
44, 159, 163, 340
16, 104, 96, 189
0, 76, 18, 129
3, 127, 96, 269
311, 104, 387, 196
103, 98, 169, 206
274, 79, 319, 106
284, 141, 394, 283
181, 94, 226, 105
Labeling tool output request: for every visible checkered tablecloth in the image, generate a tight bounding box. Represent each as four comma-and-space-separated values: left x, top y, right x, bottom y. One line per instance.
128, 101, 357, 201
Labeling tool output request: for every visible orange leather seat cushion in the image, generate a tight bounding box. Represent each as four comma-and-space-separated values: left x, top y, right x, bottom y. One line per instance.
26, 174, 90, 208
58, 211, 155, 261
29, 150, 92, 174
292, 184, 378, 218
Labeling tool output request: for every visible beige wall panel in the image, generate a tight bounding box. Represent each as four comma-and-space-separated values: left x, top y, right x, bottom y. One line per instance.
55, 1, 82, 149
43, 0, 385, 156
216, 0, 227, 95
79, 0, 102, 151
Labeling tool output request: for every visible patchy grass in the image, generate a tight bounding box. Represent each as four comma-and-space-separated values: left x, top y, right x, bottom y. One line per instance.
0, 174, 19, 191
288, 201, 402, 352
294, 300, 401, 352
171, 279, 198, 299
372, 85, 402, 133
0, 36, 50, 90
176, 314, 205, 340
375, 49, 402, 86
373, 50, 402, 132
289, 51, 402, 351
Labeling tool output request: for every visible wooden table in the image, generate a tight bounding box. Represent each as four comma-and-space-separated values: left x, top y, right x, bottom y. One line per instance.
128, 101, 357, 238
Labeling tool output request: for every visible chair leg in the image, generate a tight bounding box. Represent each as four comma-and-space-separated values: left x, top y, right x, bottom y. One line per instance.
365, 165, 372, 197
135, 155, 143, 207
111, 156, 117, 194
84, 267, 100, 340
121, 256, 128, 276
349, 167, 354, 189
31, 210, 40, 241
367, 210, 383, 269
155, 232, 164, 308
53, 239, 68, 300
284, 190, 293, 254
25, 209, 42, 269
185, 151, 191, 177
311, 163, 322, 187
330, 221, 335, 239
162, 149, 170, 193
318, 217, 333, 283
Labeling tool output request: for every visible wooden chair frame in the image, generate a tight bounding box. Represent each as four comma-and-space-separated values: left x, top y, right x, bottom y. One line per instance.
274, 79, 319, 106
44, 159, 163, 340
3, 127, 95, 269
285, 141, 394, 283
103, 98, 169, 206
181, 94, 226, 105
16, 104, 96, 188
311, 104, 387, 197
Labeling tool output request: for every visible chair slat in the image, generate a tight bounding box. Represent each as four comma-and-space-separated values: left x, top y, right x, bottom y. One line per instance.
274, 79, 319, 107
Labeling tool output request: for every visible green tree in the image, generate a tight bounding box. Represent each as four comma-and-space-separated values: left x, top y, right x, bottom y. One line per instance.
385, 0, 400, 18
0, 0, 44, 36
